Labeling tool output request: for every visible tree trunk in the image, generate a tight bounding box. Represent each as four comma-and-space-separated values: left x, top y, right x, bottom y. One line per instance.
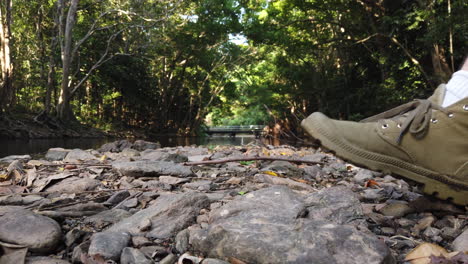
56, 0, 79, 121
0, 0, 13, 112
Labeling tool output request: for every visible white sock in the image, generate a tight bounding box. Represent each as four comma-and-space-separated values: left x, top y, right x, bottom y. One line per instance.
442, 70, 468, 107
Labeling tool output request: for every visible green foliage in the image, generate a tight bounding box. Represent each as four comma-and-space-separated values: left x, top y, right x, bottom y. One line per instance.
2, 0, 467, 136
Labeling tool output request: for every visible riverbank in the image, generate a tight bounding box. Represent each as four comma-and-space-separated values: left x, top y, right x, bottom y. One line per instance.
0, 141, 465, 263
0, 113, 106, 139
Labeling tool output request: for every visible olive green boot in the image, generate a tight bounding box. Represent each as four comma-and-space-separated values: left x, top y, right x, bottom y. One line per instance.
302, 84, 468, 205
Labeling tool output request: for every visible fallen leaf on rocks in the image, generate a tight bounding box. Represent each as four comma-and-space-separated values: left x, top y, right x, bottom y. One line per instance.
26, 168, 37, 187
263, 171, 278, 177
100, 155, 107, 161
0, 185, 26, 195
64, 165, 77, 170
0, 174, 9, 181
364, 179, 380, 188
405, 243, 450, 264
0, 241, 27, 264
32, 172, 75, 192
228, 257, 247, 264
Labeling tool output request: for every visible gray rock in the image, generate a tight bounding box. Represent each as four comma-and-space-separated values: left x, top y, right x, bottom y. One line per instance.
25, 256, 70, 264
353, 169, 374, 183
132, 236, 152, 247
304, 186, 363, 225
159, 176, 190, 185
0, 155, 31, 164
121, 148, 141, 157
98, 140, 133, 153
303, 165, 323, 180
88, 232, 130, 261
189, 186, 394, 264
175, 229, 190, 253
183, 180, 213, 191
0, 210, 62, 253
112, 160, 193, 177
105, 190, 131, 205
132, 140, 160, 151
84, 209, 132, 227
202, 259, 230, 264
108, 192, 210, 239
45, 148, 70, 161
452, 228, 468, 252
65, 228, 86, 247
120, 247, 152, 264
159, 254, 177, 264
64, 149, 96, 162
261, 160, 303, 177
164, 153, 189, 163
361, 189, 385, 201
254, 173, 314, 191
45, 177, 101, 193
140, 150, 169, 161
378, 203, 413, 218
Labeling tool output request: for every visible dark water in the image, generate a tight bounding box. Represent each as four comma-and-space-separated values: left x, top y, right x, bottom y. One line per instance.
0, 135, 284, 158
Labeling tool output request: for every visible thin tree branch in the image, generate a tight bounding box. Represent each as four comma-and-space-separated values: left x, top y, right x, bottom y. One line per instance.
184, 156, 324, 166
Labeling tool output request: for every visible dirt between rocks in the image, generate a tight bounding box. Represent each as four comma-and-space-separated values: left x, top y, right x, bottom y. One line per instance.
0, 140, 466, 264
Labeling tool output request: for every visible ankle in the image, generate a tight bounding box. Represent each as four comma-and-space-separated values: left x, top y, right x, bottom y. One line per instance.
442, 70, 468, 107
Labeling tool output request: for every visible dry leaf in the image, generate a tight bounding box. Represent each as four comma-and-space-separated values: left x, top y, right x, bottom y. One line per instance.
228, 257, 247, 264
26, 168, 37, 187
405, 243, 449, 264
0, 185, 26, 195
100, 155, 107, 161
64, 165, 77, 170
263, 171, 278, 177
0, 174, 9, 181
364, 179, 380, 188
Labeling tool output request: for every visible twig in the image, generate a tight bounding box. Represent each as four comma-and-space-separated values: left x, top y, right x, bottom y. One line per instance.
184, 157, 323, 166
12, 187, 158, 196
40, 163, 112, 167
389, 235, 422, 245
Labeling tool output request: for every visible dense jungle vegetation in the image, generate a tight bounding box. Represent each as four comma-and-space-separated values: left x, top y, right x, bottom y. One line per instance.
0, 0, 466, 136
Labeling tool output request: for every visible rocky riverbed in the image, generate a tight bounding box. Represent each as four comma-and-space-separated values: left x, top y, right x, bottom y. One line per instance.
0, 139, 466, 264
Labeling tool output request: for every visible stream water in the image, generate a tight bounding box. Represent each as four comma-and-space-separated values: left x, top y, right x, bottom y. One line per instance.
0, 135, 287, 158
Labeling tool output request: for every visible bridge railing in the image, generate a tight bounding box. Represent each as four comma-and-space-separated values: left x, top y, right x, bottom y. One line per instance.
207, 125, 265, 132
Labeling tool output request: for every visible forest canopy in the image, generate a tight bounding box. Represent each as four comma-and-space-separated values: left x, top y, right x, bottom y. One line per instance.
0, 0, 466, 136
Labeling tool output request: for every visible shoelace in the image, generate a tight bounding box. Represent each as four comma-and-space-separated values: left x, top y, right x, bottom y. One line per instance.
360, 99, 449, 144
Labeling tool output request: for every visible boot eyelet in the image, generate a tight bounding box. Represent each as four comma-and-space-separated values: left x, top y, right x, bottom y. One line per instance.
382, 124, 389, 129
464, 105, 468, 111
430, 118, 438, 124
448, 113, 454, 118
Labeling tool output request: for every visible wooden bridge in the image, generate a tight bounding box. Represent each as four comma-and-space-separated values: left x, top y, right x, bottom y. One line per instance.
205, 125, 265, 138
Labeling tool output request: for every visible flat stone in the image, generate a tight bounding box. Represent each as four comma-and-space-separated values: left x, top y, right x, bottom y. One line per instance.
378, 203, 414, 218
25, 257, 70, 264
64, 149, 96, 162
104, 190, 131, 205
0, 155, 31, 164
88, 232, 130, 261
84, 209, 132, 227
132, 140, 160, 151
353, 169, 374, 183
175, 229, 190, 253
120, 247, 152, 264
188, 154, 211, 162
159, 176, 190, 185
452, 228, 468, 252
304, 186, 364, 225
121, 148, 140, 157
132, 236, 152, 247
202, 259, 230, 264
0, 210, 62, 253
254, 173, 314, 191
189, 186, 394, 264
112, 160, 193, 177
183, 180, 213, 191
45, 148, 70, 161
108, 192, 210, 239
45, 177, 101, 193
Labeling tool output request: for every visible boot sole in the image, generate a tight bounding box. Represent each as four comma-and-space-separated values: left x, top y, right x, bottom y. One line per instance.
302, 113, 468, 206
